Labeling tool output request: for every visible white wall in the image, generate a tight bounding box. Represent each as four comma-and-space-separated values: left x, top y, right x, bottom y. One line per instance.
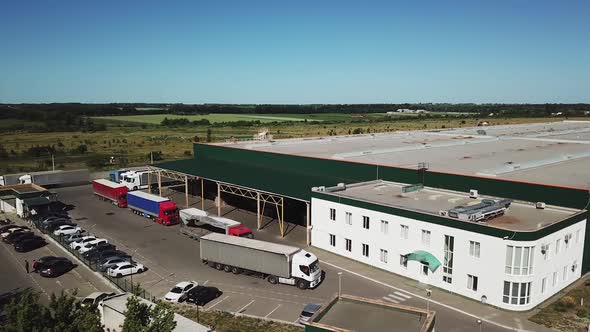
311, 197, 585, 311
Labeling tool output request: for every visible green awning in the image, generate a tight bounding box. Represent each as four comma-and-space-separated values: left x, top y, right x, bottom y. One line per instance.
405, 250, 441, 272
23, 197, 51, 208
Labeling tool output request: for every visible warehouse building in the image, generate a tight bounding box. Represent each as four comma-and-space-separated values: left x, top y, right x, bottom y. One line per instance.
157, 121, 590, 310
0, 183, 56, 218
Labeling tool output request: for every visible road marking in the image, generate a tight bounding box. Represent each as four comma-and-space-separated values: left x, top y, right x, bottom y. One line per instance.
394, 291, 411, 299
0, 241, 50, 299
385, 293, 406, 302
206, 281, 325, 302
321, 260, 531, 332
207, 295, 229, 310
221, 289, 309, 306
264, 304, 282, 318
382, 296, 400, 303
203, 280, 209, 285
237, 300, 255, 313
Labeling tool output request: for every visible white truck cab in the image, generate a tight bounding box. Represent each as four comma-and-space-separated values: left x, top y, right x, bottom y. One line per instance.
120, 171, 146, 191
286, 250, 322, 288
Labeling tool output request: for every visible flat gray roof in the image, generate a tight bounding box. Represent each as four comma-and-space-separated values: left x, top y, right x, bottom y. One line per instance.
309, 295, 433, 332
222, 121, 590, 188
315, 180, 579, 232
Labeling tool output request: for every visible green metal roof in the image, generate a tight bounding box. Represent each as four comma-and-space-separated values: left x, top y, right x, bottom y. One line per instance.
23, 197, 51, 207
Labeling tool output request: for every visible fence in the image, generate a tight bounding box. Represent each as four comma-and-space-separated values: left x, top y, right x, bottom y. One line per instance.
32, 218, 158, 302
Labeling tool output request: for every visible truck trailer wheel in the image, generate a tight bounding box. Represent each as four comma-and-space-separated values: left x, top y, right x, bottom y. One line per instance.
268, 275, 278, 284
296, 279, 308, 290
231, 266, 241, 274
223, 265, 232, 273
215, 263, 223, 270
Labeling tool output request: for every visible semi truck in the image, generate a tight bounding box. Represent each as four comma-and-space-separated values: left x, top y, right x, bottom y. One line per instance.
127, 191, 180, 225
200, 233, 322, 290
92, 179, 129, 208
1, 170, 89, 187
120, 171, 155, 191
179, 208, 253, 239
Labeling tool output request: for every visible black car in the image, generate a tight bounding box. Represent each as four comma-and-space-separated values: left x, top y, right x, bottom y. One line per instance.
82, 243, 116, 259
14, 238, 46, 252
90, 249, 130, 263
39, 259, 75, 278
185, 286, 222, 306
4, 231, 35, 244
0, 218, 11, 226
32, 256, 70, 272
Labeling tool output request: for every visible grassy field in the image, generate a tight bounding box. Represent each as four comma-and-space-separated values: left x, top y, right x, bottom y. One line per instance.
0, 116, 576, 173
93, 113, 323, 124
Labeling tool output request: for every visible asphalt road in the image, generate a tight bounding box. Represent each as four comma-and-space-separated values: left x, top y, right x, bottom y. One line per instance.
0, 216, 118, 305
54, 185, 517, 331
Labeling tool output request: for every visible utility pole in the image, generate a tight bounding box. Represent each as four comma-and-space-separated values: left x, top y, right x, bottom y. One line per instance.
51, 154, 55, 171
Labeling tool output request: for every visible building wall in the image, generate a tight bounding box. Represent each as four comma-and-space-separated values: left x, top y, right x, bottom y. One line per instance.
311, 197, 585, 311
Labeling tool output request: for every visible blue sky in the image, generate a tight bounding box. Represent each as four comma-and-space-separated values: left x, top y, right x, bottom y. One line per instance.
1, 1, 588, 104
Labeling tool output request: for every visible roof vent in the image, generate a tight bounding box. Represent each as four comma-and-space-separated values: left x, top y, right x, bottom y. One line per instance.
337, 183, 346, 188
439, 210, 448, 217
318, 186, 326, 192
469, 189, 479, 199
536, 202, 546, 209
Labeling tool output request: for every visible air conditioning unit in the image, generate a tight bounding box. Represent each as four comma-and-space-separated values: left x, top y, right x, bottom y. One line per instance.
469, 190, 479, 199
536, 202, 546, 209
439, 210, 448, 217
565, 234, 572, 243
337, 183, 345, 188
572, 263, 578, 272
541, 244, 549, 254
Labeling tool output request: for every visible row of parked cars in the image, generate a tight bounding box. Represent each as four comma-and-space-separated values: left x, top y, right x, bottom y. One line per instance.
163, 280, 222, 306
37, 213, 148, 278
1, 223, 47, 252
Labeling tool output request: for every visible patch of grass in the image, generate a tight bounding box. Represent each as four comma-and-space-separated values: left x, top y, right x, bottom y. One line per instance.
174, 305, 303, 332
530, 278, 590, 331
93, 113, 320, 124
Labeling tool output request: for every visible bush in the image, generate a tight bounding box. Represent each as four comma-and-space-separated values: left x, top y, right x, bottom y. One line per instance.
576, 307, 589, 318
555, 296, 577, 312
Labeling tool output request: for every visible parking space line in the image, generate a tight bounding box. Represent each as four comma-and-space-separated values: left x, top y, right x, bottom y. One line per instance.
207, 295, 229, 310
236, 300, 254, 313
222, 289, 309, 306
382, 296, 399, 303
394, 291, 411, 299
264, 304, 281, 318
0, 241, 50, 299
206, 281, 326, 302
203, 280, 209, 285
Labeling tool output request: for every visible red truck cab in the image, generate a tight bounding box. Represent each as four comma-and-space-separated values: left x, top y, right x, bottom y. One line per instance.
157, 202, 180, 225
227, 224, 253, 238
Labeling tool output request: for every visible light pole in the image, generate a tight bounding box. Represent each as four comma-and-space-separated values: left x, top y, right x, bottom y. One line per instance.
338, 272, 343, 298
426, 289, 432, 312
476, 319, 482, 332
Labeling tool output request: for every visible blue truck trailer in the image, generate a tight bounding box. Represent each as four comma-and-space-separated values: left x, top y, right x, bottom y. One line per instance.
126, 191, 180, 225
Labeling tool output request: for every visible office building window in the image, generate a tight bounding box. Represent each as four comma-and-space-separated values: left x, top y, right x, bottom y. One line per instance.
380, 220, 388, 234
469, 241, 480, 258
421, 230, 431, 246
345, 238, 352, 252
565, 234, 571, 249
505, 245, 535, 275
443, 235, 454, 284
542, 244, 549, 260
467, 275, 478, 291
576, 230, 581, 244
362, 216, 370, 230
362, 243, 369, 257
541, 277, 546, 294
556, 239, 561, 254
380, 249, 388, 263
421, 263, 429, 276
400, 255, 408, 269
552, 272, 558, 286
503, 281, 531, 305
563, 265, 567, 281
329, 208, 336, 221
329, 234, 336, 247
400, 225, 409, 239
345, 212, 352, 225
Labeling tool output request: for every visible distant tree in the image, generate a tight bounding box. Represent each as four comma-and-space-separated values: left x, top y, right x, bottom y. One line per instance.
206, 128, 212, 142
75, 144, 88, 154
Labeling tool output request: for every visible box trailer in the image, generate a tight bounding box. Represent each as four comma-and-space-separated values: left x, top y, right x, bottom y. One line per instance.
127, 191, 179, 225
179, 208, 253, 239
200, 233, 322, 289
92, 179, 129, 208
18, 169, 90, 187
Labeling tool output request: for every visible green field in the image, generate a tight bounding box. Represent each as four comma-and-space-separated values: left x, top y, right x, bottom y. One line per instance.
93, 113, 324, 124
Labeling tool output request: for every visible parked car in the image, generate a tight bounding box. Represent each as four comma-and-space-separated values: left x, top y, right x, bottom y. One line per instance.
44, 220, 76, 233
63, 232, 88, 244
81, 292, 116, 308
0, 225, 18, 233
299, 303, 322, 324
163, 281, 199, 303
39, 259, 75, 277
78, 239, 108, 253
14, 237, 46, 252
82, 244, 117, 260
70, 236, 97, 250
89, 249, 129, 263
32, 256, 70, 272
98, 257, 132, 272
1, 226, 29, 239
107, 262, 146, 278
41, 216, 70, 227
53, 225, 83, 236
4, 231, 35, 244
185, 286, 222, 306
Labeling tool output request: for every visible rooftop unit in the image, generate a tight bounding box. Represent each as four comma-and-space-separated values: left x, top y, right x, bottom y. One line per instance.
444, 199, 512, 223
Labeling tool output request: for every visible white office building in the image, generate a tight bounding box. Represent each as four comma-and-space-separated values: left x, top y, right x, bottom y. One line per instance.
311, 180, 586, 311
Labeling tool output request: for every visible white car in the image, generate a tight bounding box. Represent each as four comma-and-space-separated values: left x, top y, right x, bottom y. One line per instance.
78, 239, 108, 253
107, 262, 146, 278
69, 236, 97, 250
163, 281, 199, 302
53, 225, 83, 236
1, 227, 29, 239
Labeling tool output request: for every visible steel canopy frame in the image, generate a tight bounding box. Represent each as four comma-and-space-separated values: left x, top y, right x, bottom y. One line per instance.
217, 182, 286, 237
146, 166, 200, 208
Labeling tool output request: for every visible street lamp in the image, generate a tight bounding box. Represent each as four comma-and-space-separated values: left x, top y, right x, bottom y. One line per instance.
426, 289, 432, 312
476, 319, 482, 332
338, 272, 343, 298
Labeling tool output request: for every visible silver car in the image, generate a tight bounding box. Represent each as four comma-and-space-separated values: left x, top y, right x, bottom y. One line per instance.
63, 232, 88, 244
98, 257, 131, 272
299, 303, 322, 324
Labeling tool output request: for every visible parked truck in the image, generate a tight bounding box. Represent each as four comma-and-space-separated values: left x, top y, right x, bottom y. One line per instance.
179, 208, 253, 239
2, 170, 89, 187
200, 233, 323, 290
127, 191, 180, 225
120, 170, 156, 191
92, 179, 129, 208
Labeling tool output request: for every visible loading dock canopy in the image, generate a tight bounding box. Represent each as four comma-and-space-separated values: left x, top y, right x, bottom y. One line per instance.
23, 197, 51, 208
405, 250, 441, 272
